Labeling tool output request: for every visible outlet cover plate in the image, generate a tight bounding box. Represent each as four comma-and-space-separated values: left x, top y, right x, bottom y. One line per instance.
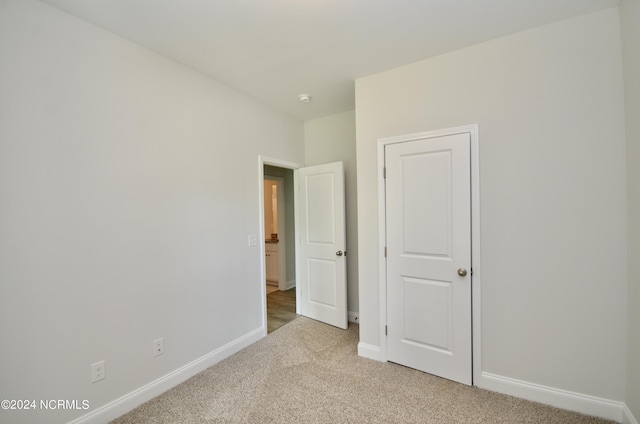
153, 338, 164, 357
91, 360, 105, 383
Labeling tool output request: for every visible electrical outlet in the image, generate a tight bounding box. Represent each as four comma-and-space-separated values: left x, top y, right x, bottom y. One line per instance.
248, 234, 257, 246
153, 338, 164, 357
91, 360, 105, 383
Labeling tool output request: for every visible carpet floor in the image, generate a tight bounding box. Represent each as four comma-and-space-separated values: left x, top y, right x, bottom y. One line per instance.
111, 317, 614, 424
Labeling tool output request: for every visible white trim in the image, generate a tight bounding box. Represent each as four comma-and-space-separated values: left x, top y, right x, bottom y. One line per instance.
376, 140, 388, 360
293, 168, 301, 316
348, 311, 359, 323
469, 125, 482, 386
623, 404, 639, 424
261, 156, 303, 170
479, 372, 625, 422
283, 279, 296, 290
357, 342, 384, 361
376, 124, 481, 385
68, 327, 264, 424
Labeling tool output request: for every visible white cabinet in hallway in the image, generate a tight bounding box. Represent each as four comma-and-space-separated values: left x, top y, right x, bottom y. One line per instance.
265, 242, 279, 283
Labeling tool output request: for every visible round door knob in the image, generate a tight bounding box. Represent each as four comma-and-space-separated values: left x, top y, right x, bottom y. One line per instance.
336, 251, 343, 256
457, 268, 468, 277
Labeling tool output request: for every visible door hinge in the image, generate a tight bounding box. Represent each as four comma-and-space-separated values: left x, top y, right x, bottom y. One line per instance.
384, 246, 387, 257
385, 325, 388, 336
383, 167, 386, 178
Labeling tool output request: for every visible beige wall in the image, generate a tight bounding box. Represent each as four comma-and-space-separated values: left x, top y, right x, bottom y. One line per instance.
356, 7, 627, 406
620, 0, 640, 421
304, 111, 359, 315
0, 1, 303, 423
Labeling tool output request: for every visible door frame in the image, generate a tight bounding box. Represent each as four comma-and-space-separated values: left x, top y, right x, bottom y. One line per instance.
377, 124, 482, 385
258, 156, 302, 336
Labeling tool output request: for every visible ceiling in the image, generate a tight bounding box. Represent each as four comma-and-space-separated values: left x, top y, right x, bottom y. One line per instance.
40, 0, 619, 121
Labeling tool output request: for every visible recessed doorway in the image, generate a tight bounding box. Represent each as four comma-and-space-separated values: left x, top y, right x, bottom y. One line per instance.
263, 164, 297, 333
259, 157, 348, 334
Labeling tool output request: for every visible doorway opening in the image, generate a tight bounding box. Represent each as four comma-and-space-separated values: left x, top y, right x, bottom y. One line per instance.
259, 156, 348, 333
262, 162, 298, 333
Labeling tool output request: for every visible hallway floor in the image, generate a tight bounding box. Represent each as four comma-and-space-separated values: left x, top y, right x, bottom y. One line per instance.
266, 287, 297, 333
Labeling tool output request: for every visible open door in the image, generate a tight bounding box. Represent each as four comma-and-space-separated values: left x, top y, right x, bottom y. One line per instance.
296, 162, 347, 329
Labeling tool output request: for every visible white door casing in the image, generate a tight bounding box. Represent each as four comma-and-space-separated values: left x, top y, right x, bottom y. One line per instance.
385, 131, 472, 385
296, 162, 348, 329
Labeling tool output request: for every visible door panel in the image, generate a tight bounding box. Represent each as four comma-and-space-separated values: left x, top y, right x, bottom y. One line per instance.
403, 276, 453, 352
386, 132, 471, 385
306, 173, 336, 244
402, 150, 452, 257
297, 162, 347, 329
308, 258, 337, 306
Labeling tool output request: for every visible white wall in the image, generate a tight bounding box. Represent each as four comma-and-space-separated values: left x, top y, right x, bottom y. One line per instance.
620, 0, 640, 421
304, 111, 359, 315
356, 7, 627, 405
0, 1, 303, 423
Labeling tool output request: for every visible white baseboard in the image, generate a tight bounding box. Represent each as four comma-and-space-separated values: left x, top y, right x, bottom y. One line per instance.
623, 404, 639, 424
348, 311, 359, 323
357, 342, 384, 362
68, 327, 265, 424
282, 279, 295, 290
479, 372, 625, 422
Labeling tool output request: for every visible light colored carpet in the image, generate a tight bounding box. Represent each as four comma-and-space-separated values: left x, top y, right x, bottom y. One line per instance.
111, 317, 613, 423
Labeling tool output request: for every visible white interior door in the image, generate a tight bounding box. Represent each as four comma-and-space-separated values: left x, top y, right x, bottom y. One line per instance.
297, 162, 347, 329
385, 132, 472, 385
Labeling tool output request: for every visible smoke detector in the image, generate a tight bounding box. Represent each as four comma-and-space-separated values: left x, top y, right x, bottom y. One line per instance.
298, 94, 311, 103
